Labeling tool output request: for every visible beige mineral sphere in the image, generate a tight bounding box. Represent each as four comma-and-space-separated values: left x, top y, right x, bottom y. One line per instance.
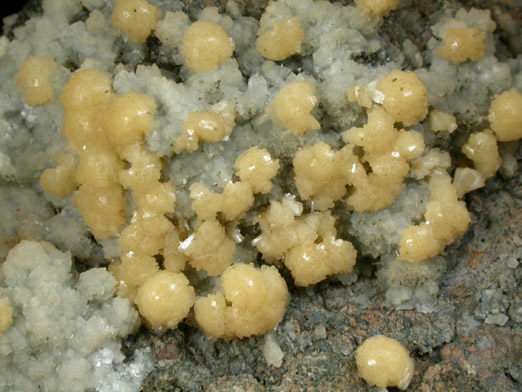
355, 335, 414, 390
180, 20, 234, 73
135, 270, 195, 329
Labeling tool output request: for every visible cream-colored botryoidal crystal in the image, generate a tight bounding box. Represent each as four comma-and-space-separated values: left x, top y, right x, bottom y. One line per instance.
347, 84, 374, 109
428, 109, 458, 133
74, 184, 127, 240
175, 112, 226, 153
254, 195, 312, 261
104, 91, 157, 150
293, 142, 354, 211
398, 170, 471, 263
118, 144, 162, 189
436, 27, 487, 63
14, 56, 58, 106
355, 0, 400, 17
256, 17, 304, 61
75, 147, 124, 189
268, 81, 321, 136
0, 298, 13, 335
254, 198, 357, 285
343, 108, 425, 212
234, 147, 280, 194
488, 89, 522, 142
190, 181, 254, 222
181, 220, 236, 276
119, 210, 174, 257
111, 253, 159, 301
135, 270, 195, 329
453, 167, 486, 198
40, 153, 78, 197
284, 213, 357, 286
162, 226, 188, 273
60, 69, 113, 152
355, 335, 414, 390
180, 20, 235, 73
375, 70, 429, 127
194, 264, 289, 339
174, 101, 235, 153
462, 129, 501, 179
410, 148, 451, 180
111, 0, 162, 43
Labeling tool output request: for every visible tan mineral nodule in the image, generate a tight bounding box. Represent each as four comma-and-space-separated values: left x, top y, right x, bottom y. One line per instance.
453, 167, 486, 198
488, 89, 522, 142
343, 107, 425, 212
268, 80, 321, 136
111, 0, 162, 43
190, 181, 254, 222
375, 69, 429, 127
111, 252, 159, 301
60, 68, 112, 109
40, 154, 78, 197
398, 170, 471, 263
285, 234, 357, 286
162, 227, 188, 273
135, 270, 195, 329
14, 56, 58, 106
194, 264, 289, 339
355, 335, 414, 390
0, 298, 13, 335
428, 109, 458, 133
104, 91, 157, 149
180, 20, 234, 73
355, 0, 399, 17
234, 147, 280, 194
181, 220, 236, 276
293, 142, 353, 211
256, 17, 304, 61
462, 129, 501, 180
436, 27, 487, 63
73, 184, 127, 240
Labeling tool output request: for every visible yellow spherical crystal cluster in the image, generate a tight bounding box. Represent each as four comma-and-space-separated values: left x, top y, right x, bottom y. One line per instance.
180, 20, 235, 73
135, 270, 195, 329
268, 81, 321, 136
194, 263, 289, 339
254, 195, 357, 286
462, 129, 501, 180
356, 335, 414, 390
355, 0, 400, 18
174, 101, 235, 153
14, 56, 58, 106
398, 170, 471, 263
436, 28, 487, 63
234, 147, 280, 194
342, 110, 425, 211
256, 17, 304, 61
293, 142, 355, 211
375, 70, 429, 127
111, 0, 161, 43
488, 89, 522, 142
